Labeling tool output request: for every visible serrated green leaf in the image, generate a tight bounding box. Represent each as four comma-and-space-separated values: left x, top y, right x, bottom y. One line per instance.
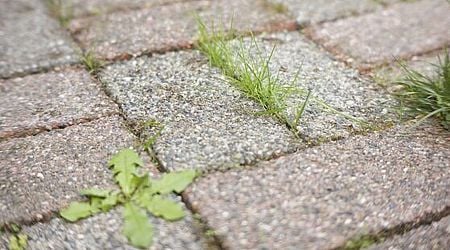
100, 192, 119, 211
80, 188, 111, 198
108, 149, 143, 196
151, 170, 197, 194
60, 202, 92, 222
8, 234, 27, 250
123, 202, 153, 248
90, 197, 103, 214
141, 195, 185, 221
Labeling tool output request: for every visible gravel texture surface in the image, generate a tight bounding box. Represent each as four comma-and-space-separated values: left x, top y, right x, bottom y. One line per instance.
306, 0, 450, 68
239, 32, 395, 143
0, 204, 208, 250
0, 116, 136, 226
67, 0, 198, 17
369, 216, 450, 250
99, 50, 298, 172
0, 0, 80, 78
0, 67, 118, 141
185, 124, 450, 249
266, 0, 381, 25
69, 0, 295, 60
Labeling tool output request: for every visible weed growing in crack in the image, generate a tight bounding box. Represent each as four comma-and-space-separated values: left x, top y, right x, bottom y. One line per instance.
45, 0, 73, 27
60, 149, 198, 248
195, 18, 366, 138
5, 224, 27, 250
81, 51, 104, 74
394, 52, 450, 129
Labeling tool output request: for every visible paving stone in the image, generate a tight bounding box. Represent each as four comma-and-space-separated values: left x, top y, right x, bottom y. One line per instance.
306, 0, 450, 69
0, 67, 119, 141
185, 124, 450, 249
0, 0, 80, 78
67, 0, 199, 17
241, 32, 394, 143
0, 116, 137, 226
69, 0, 296, 60
266, 0, 381, 25
99, 50, 298, 172
0, 205, 208, 250
369, 216, 450, 250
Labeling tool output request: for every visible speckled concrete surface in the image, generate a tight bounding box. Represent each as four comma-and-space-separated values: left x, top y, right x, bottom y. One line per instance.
0, 205, 208, 250
0, 0, 80, 78
185, 124, 450, 249
0, 67, 119, 141
266, 0, 380, 25
369, 216, 450, 250
0, 116, 136, 226
99, 50, 298, 172
239, 32, 395, 143
68, 0, 199, 17
69, 0, 295, 60
306, 0, 450, 68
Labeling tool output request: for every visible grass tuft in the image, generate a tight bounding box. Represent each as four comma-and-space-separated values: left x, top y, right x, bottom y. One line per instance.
81, 51, 104, 74
195, 18, 365, 137
394, 52, 450, 129
46, 0, 73, 27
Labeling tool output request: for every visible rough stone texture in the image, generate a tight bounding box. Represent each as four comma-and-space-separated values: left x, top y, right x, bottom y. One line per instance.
267, 0, 380, 25
241, 32, 394, 142
369, 216, 450, 250
0, 67, 119, 141
99, 50, 298, 172
0, 116, 136, 226
306, 0, 450, 69
0, 0, 80, 78
185, 124, 450, 249
0, 206, 208, 250
68, 0, 199, 17
69, 0, 296, 60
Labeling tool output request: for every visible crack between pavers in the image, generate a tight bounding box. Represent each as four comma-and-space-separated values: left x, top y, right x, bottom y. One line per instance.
0, 112, 119, 143
334, 205, 450, 250
0, 60, 82, 80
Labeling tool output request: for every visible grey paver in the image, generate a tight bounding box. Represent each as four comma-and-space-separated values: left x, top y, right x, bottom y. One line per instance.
99, 50, 298, 172
184, 124, 450, 249
0, 67, 118, 141
69, 0, 295, 60
0, 205, 208, 250
68, 0, 199, 17
0, 116, 136, 226
266, 0, 380, 25
369, 216, 450, 250
241, 32, 394, 142
0, 0, 80, 78
306, 0, 450, 68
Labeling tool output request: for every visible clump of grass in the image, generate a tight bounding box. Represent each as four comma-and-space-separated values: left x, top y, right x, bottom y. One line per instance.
46, 0, 73, 27
195, 18, 365, 137
394, 52, 450, 129
196, 18, 311, 137
81, 51, 104, 74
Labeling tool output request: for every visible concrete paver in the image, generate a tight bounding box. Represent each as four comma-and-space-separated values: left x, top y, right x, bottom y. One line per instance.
306, 0, 450, 68
185, 124, 450, 249
68, 0, 198, 17
0, 0, 80, 78
242, 32, 394, 143
266, 0, 381, 25
0, 67, 118, 141
0, 205, 208, 250
69, 0, 295, 60
369, 216, 450, 250
0, 116, 135, 226
99, 50, 298, 172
